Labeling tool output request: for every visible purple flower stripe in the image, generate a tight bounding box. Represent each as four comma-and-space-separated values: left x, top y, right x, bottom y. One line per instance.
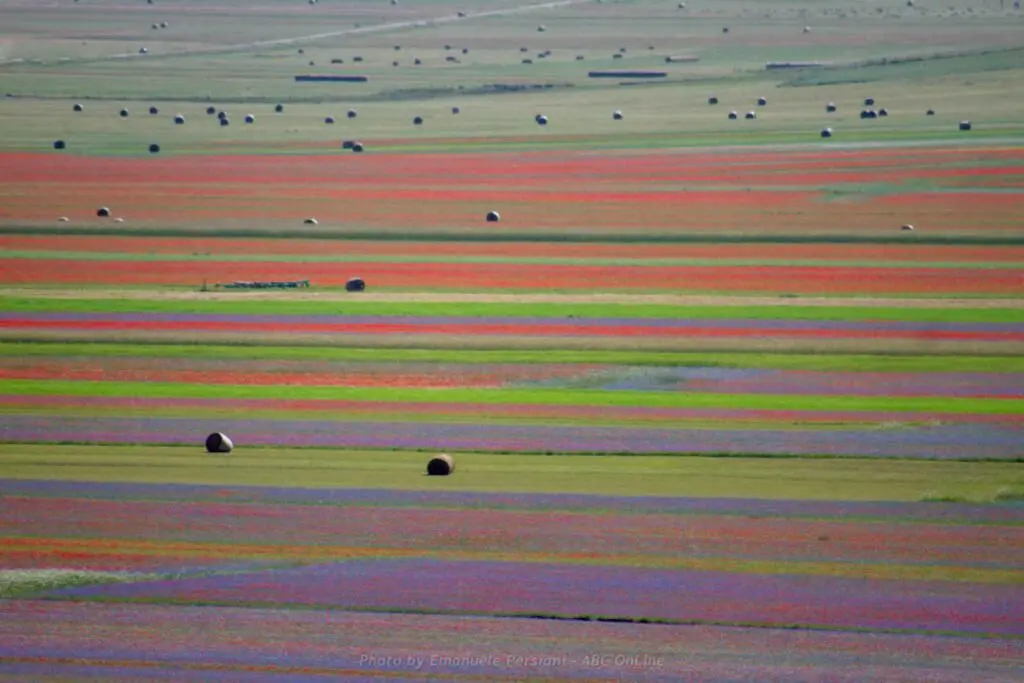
6, 603, 1016, 683
1, 415, 1020, 459
4, 479, 1017, 524
1, 311, 1020, 333
53, 560, 1024, 637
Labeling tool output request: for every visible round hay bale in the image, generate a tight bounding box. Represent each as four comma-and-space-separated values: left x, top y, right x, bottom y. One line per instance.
535, 114, 548, 125
959, 120, 972, 131
244, 114, 255, 123
414, 58, 422, 65
298, 48, 305, 55
745, 111, 756, 119
352, 141, 364, 153
148, 143, 160, 153
575, 54, 584, 60
537, 24, 546, 32
722, 26, 729, 33
612, 110, 623, 120
860, 109, 877, 119
462, 48, 469, 54
119, 108, 129, 118
901, 224, 915, 231
707, 96, 719, 105
220, 117, 230, 127
325, 116, 336, 124
217, 110, 227, 120
878, 108, 888, 117
347, 109, 357, 119
73, 103, 83, 112
275, 103, 284, 113
58, 216, 69, 222
452, 106, 460, 114
612, 53, 622, 59
160, 21, 168, 28
152, 23, 159, 29
728, 110, 738, 119
303, 217, 318, 225
522, 58, 533, 64
97, 207, 110, 217
445, 44, 453, 51
149, 106, 159, 115
756, 96, 767, 106
345, 277, 366, 292
520, 47, 529, 52
174, 114, 185, 124
207, 106, 216, 115
342, 140, 355, 149
139, 47, 148, 54
53, 140, 66, 150
678, 2, 686, 8
392, 60, 400, 67
926, 108, 935, 116
427, 453, 454, 476
864, 97, 875, 106
486, 210, 500, 222
826, 102, 837, 112
457, 10, 466, 17
205, 432, 233, 454
803, 25, 811, 33
820, 127, 833, 138
413, 115, 423, 125
114, 217, 124, 223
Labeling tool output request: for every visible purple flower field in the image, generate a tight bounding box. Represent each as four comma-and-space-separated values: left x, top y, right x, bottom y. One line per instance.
52, 559, 1023, 637
1, 414, 1020, 458
4, 601, 1020, 683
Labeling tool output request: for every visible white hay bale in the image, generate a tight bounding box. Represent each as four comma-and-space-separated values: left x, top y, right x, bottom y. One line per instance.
205, 432, 233, 453
901, 224, 915, 231
427, 453, 454, 476
304, 217, 318, 225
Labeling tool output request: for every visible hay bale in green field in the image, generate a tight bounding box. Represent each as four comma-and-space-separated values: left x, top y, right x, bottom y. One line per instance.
427, 453, 455, 476
205, 432, 233, 453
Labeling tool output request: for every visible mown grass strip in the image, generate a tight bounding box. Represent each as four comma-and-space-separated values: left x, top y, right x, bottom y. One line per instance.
2, 250, 1019, 270
5, 297, 1024, 324
3, 379, 1021, 414
3, 342, 1023, 372
4, 445, 1021, 502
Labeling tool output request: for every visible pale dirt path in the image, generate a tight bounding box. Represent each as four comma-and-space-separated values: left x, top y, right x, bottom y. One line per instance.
0, 0, 592, 66
3, 287, 1021, 309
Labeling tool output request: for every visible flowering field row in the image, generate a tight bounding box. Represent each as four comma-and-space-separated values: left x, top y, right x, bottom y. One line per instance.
2, 414, 1020, 458
4, 602, 1019, 683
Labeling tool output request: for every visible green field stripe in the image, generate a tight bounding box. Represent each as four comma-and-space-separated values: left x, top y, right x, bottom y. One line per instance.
1, 249, 1019, 270
2, 444, 1021, 502
3, 379, 1021, 414
3, 343, 1023, 372
4, 297, 1024, 324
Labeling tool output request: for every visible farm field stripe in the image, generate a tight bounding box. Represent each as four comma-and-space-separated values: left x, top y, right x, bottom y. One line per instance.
4, 235, 1024, 263
7, 296, 1024, 324
2, 250, 1018, 270
3, 380, 1021, 414
2, 415, 1021, 458
0, 259, 1020, 294
4, 478, 1019, 523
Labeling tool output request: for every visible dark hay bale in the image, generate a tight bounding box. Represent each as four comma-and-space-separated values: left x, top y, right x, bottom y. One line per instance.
152, 23, 159, 29
342, 140, 355, 149
244, 114, 255, 123
612, 53, 623, 59
860, 109, 877, 119
73, 103, 83, 112
309, 61, 315, 66
537, 24, 546, 32
303, 217, 318, 225
394, 45, 401, 51
275, 103, 284, 113
826, 102, 837, 112
160, 21, 168, 28
207, 106, 216, 115
220, 117, 230, 126
174, 114, 185, 124
53, 140, 66, 150
745, 111, 756, 119
820, 127, 833, 138
536, 114, 548, 125
205, 432, 233, 454
325, 116, 336, 124
522, 58, 533, 64
457, 11, 466, 17
331, 58, 344, 64
148, 143, 160, 153
486, 210, 500, 222
347, 109, 357, 119
96, 207, 110, 217
445, 44, 452, 51
878, 108, 888, 117
353, 56, 363, 62
298, 48, 305, 55
452, 106, 460, 114
414, 58, 422, 65
427, 453, 454, 476
352, 142, 364, 152
217, 110, 227, 120
139, 47, 148, 54
728, 110, 738, 119
345, 277, 366, 292
756, 96, 767, 106
149, 106, 159, 115
708, 96, 719, 105
864, 97, 875, 106
926, 108, 935, 116
119, 108, 129, 117
901, 224, 915, 231
446, 56, 459, 63
575, 54, 584, 60
959, 120, 972, 131
462, 48, 469, 54
393, 61, 399, 67
722, 26, 729, 33
612, 110, 623, 120
520, 47, 528, 52
413, 115, 423, 125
